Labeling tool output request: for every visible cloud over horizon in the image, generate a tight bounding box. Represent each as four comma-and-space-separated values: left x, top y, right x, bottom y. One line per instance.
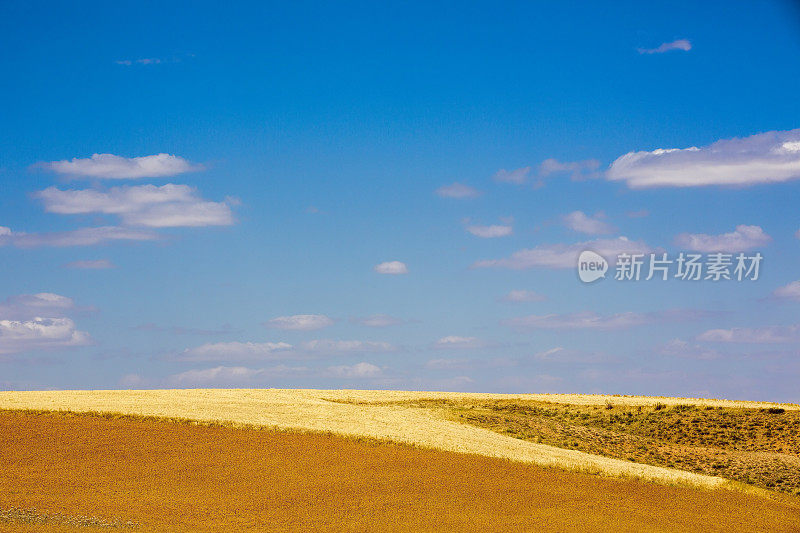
0, 293, 91, 355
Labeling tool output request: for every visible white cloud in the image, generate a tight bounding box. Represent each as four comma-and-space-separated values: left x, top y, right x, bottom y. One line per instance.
374, 261, 408, 275
63, 259, 115, 270
473, 236, 653, 269
0, 293, 76, 320
434, 336, 485, 349
607, 129, 800, 188
0, 317, 91, 355
674, 225, 770, 252
504, 310, 703, 331
562, 211, 615, 235
0, 226, 159, 248
300, 339, 396, 355
168, 364, 307, 386
353, 314, 405, 327
326, 361, 382, 378
795, 228, 800, 239
35, 184, 234, 228
773, 281, 800, 301
539, 158, 601, 180
492, 167, 530, 185
638, 39, 692, 55
502, 290, 546, 303
123, 201, 233, 227
503, 311, 655, 330
698, 325, 800, 344
264, 314, 334, 331
466, 224, 512, 238
176, 338, 395, 362
39, 153, 200, 179
175, 341, 294, 362
659, 339, 720, 360
435, 182, 482, 198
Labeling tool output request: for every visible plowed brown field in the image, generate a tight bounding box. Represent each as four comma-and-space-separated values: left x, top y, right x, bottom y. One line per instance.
1, 411, 799, 532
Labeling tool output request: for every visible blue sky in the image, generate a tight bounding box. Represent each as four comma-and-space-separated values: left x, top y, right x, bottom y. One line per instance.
1, 1, 799, 400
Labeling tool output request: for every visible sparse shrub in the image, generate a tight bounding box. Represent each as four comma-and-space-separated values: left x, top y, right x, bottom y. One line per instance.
605, 402, 614, 410
654, 403, 666, 411
766, 407, 785, 414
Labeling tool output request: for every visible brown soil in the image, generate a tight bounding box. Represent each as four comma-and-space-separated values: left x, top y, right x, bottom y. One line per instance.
1, 410, 798, 532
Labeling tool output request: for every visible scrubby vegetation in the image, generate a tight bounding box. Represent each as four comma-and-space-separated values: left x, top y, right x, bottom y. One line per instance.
405, 399, 800, 494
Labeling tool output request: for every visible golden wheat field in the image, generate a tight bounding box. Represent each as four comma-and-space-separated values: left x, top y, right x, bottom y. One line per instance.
1, 389, 799, 531
2, 410, 800, 532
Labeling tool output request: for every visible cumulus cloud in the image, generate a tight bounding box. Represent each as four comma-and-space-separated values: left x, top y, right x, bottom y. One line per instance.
607, 129, 800, 188
492, 167, 530, 185
264, 314, 334, 331
473, 236, 654, 269
562, 211, 615, 235
698, 325, 800, 344
0, 225, 159, 248
433, 336, 485, 350
0, 317, 91, 355
502, 290, 546, 303
539, 158, 601, 181
35, 184, 234, 228
63, 259, 115, 269
503, 310, 700, 330
435, 182, 482, 198
38, 153, 200, 179
352, 314, 405, 327
773, 281, 800, 301
374, 261, 408, 275
326, 361, 382, 378
674, 225, 770, 252
466, 224, 512, 238
638, 39, 692, 54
